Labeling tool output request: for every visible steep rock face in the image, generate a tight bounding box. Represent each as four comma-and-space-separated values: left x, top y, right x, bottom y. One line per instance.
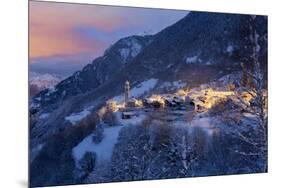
33, 35, 153, 108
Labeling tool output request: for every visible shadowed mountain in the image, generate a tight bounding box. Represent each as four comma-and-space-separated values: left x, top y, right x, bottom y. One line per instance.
33, 35, 153, 108
29, 11, 267, 188
30, 11, 267, 159
32, 12, 267, 110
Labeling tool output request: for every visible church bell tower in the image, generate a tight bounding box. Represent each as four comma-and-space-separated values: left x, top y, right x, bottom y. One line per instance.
124, 80, 130, 107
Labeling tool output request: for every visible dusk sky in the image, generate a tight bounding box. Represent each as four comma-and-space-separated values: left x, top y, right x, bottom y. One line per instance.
29, 1, 188, 77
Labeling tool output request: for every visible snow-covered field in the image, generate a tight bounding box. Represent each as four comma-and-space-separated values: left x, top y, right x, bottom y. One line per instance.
73, 125, 123, 165
72, 112, 147, 167
131, 79, 158, 96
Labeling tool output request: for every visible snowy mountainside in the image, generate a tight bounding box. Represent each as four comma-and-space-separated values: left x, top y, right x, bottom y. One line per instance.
29, 11, 267, 146
29, 72, 62, 97
29, 12, 267, 164
29, 12, 267, 187
31, 12, 267, 113
32, 35, 153, 107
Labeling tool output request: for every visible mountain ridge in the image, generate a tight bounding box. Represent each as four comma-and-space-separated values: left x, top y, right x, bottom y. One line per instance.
30, 11, 267, 151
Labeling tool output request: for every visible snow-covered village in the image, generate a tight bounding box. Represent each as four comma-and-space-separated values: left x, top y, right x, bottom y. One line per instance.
29, 4, 268, 188
62, 72, 267, 181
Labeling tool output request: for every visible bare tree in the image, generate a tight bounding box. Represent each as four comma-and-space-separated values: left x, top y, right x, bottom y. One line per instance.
232, 15, 268, 172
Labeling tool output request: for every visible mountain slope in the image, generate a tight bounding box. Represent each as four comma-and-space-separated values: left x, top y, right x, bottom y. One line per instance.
30, 11, 267, 158
33, 35, 153, 108
29, 72, 62, 97
29, 11, 267, 187
32, 12, 267, 111
62, 11, 267, 109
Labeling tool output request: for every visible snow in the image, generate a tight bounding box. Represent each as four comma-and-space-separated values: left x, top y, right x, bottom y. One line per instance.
30, 143, 44, 162
159, 80, 186, 91
181, 136, 188, 169
29, 72, 61, 89
241, 113, 259, 128
35, 97, 41, 101
166, 64, 173, 69
173, 114, 216, 136
45, 86, 57, 96
243, 113, 256, 119
159, 82, 172, 89
72, 109, 148, 167
226, 45, 234, 54
131, 79, 158, 97
119, 48, 130, 60
112, 78, 158, 103
115, 112, 147, 126
65, 109, 91, 125
39, 113, 50, 119
185, 56, 198, 64
73, 125, 123, 165
190, 117, 211, 128
218, 72, 241, 86
172, 81, 186, 89
130, 42, 142, 57
255, 33, 261, 52
160, 81, 186, 90
111, 95, 123, 103
119, 38, 143, 61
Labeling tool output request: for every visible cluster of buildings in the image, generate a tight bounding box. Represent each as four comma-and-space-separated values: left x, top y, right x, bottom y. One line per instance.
107, 80, 237, 119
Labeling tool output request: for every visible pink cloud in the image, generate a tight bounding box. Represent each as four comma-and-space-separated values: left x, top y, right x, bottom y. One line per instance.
29, 1, 187, 63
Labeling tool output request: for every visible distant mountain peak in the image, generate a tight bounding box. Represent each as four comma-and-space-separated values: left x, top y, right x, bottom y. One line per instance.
29, 72, 62, 97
